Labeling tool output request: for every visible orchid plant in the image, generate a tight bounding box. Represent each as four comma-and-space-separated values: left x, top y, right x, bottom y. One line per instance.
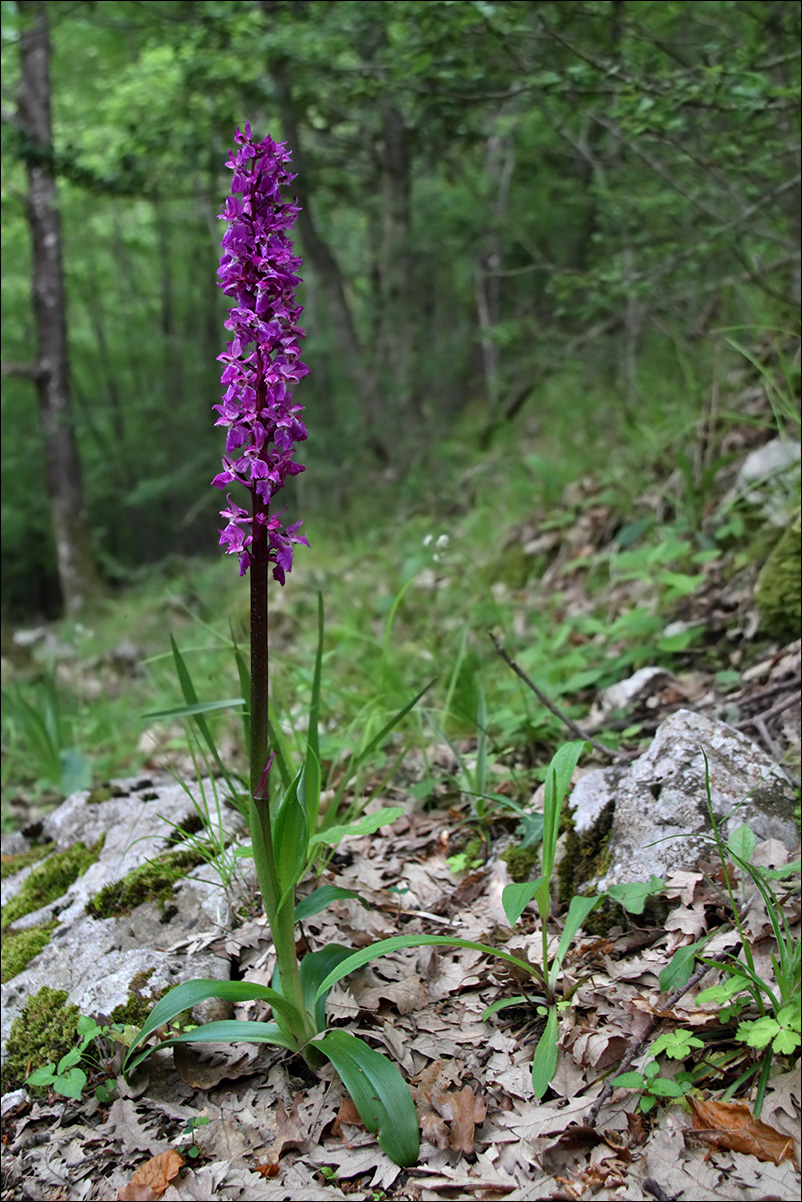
123, 127, 604, 1165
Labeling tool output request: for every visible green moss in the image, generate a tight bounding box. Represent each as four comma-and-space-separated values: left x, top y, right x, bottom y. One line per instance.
1, 921, 58, 983
501, 843, 541, 883
86, 845, 210, 919
0, 842, 56, 880
108, 968, 166, 1026
1, 986, 81, 1093
1, 837, 105, 931
482, 544, 536, 590
756, 514, 802, 642
557, 800, 615, 905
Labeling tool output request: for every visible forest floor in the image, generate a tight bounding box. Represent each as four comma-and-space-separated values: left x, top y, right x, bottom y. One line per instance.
2, 349, 800, 1200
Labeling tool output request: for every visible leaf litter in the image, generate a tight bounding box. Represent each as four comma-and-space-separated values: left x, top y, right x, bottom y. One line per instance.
2, 391, 800, 1200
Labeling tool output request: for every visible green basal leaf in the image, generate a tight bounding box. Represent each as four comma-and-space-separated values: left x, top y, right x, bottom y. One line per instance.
294, 886, 368, 923
127, 1020, 297, 1076
531, 1007, 559, 1100
502, 880, 543, 927
315, 1029, 419, 1167
552, 894, 604, 975
309, 806, 404, 847
649, 1078, 687, 1098
481, 995, 530, 1020
314, 934, 536, 1001
299, 944, 356, 1032
727, 824, 756, 864
26, 1065, 56, 1086
122, 979, 302, 1076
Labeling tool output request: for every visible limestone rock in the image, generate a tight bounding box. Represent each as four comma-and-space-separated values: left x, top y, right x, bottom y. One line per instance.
1, 775, 250, 1062
567, 709, 799, 892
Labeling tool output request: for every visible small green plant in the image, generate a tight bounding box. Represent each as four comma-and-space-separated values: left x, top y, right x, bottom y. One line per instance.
659, 757, 801, 1114
612, 1056, 691, 1114
26, 1014, 120, 1103
1, 672, 92, 799
180, 1114, 211, 1160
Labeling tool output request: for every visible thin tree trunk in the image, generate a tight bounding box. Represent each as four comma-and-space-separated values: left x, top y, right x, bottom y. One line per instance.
18, 0, 102, 614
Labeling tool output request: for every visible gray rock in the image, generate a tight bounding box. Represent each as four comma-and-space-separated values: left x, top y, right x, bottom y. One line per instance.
568, 709, 799, 890
1, 775, 252, 1062
733, 437, 801, 526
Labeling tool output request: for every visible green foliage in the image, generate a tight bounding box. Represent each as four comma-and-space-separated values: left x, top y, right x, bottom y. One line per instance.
2, 986, 80, 1093
1, 837, 104, 931
25, 1014, 120, 1103
612, 1059, 690, 1115
0, 920, 57, 983
756, 514, 802, 643
1, 673, 92, 799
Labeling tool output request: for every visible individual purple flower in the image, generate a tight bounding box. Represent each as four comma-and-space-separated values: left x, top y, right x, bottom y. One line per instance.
213, 123, 309, 581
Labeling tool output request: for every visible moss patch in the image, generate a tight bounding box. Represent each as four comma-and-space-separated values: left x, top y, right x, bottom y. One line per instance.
1, 921, 58, 983
108, 968, 166, 1026
0, 842, 56, 880
501, 843, 541, 883
756, 514, 802, 642
557, 800, 615, 905
86, 845, 210, 919
1, 837, 105, 931
1, 986, 81, 1093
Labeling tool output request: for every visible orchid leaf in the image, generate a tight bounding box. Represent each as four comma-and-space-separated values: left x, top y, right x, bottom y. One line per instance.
315, 1029, 419, 1166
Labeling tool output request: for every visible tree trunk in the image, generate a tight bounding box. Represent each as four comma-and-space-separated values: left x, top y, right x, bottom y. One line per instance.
18, 0, 102, 614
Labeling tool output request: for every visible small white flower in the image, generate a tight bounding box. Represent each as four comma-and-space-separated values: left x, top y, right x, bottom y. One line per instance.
422, 534, 433, 547
436, 534, 449, 550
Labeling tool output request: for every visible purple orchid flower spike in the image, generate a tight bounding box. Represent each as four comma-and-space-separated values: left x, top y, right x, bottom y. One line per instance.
212, 124, 309, 581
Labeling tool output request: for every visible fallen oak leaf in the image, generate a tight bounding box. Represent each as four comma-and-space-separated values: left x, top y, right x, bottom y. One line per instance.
687, 1096, 797, 1166
331, 1095, 364, 1141
117, 1149, 184, 1201
447, 1084, 487, 1157
253, 1093, 307, 1175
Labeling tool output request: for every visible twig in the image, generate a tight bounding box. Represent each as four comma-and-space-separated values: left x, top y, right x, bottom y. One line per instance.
488, 631, 625, 761
733, 675, 802, 711
736, 691, 800, 729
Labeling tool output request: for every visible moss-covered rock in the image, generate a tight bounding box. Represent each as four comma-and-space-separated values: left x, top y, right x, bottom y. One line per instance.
1, 837, 105, 931
1, 986, 81, 1093
0, 842, 56, 881
756, 513, 802, 642
501, 843, 540, 883
1, 921, 58, 983
108, 968, 165, 1026
85, 845, 210, 919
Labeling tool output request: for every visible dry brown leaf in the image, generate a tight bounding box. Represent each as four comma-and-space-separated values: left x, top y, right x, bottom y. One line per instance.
687, 1096, 798, 1166
117, 1149, 184, 1201
447, 1084, 487, 1156
331, 1095, 364, 1140
254, 1093, 307, 1175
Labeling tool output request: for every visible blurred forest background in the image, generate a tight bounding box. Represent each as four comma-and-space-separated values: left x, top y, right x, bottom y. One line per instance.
1, 0, 800, 622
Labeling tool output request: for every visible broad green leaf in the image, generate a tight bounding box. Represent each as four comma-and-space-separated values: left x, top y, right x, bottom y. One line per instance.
649, 1078, 687, 1098
531, 1007, 559, 1099
299, 944, 356, 1031
309, 806, 404, 847
315, 1029, 419, 1166
314, 934, 536, 1001
294, 886, 368, 923
126, 1021, 297, 1075
606, 876, 664, 915
122, 979, 302, 1075
727, 824, 756, 864
659, 942, 699, 993
53, 1068, 87, 1100
612, 1071, 646, 1088
26, 1065, 56, 1086
502, 880, 543, 927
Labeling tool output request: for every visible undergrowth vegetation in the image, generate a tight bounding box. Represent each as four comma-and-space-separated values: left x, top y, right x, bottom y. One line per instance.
1, 333, 799, 827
